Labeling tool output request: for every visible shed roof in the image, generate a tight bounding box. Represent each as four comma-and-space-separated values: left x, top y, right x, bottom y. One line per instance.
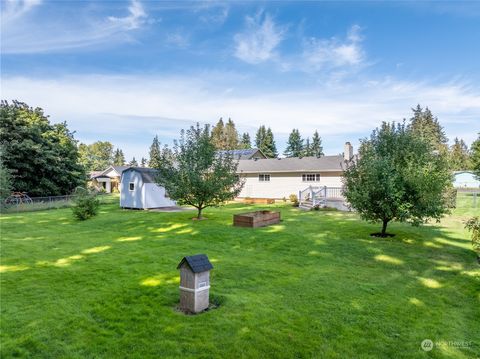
236, 155, 345, 173
177, 254, 213, 273
122, 167, 158, 183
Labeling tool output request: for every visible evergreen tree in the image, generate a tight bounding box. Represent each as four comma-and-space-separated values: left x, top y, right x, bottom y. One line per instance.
149, 135, 161, 168
129, 157, 138, 166
303, 138, 313, 157
241, 132, 251, 149
343, 122, 452, 237
140, 157, 147, 167
211, 118, 226, 150
155, 123, 244, 219
255, 126, 277, 158
113, 148, 125, 166
284, 129, 304, 157
471, 134, 480, 179
449, 137, 471, 171
0, 100, 85, 196
311, 130, 324, 157
224, 118, 239, 150
408, 105, 448, 150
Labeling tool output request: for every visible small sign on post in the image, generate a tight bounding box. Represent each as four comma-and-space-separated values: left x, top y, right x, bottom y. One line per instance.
177, 254, 213, 313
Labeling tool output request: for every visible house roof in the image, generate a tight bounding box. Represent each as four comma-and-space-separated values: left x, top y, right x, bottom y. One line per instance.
93, 165, 130, 179
177, 254, 213, 273
122, 167, 158, 183
236, 155, 345, 173
217, 148, 266, 160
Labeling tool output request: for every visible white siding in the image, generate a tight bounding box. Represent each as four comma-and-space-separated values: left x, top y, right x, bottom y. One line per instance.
144, 183, 177, 208
238, 171, 343, 199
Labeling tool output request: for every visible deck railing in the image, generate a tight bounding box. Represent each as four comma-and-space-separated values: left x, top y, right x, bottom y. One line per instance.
298, 186, 344, 207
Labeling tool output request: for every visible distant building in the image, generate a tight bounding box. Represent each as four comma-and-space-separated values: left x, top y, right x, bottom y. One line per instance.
120, 167, 176, 209
90, 165, 129, 193
236, 142, 353, 200
453, 171, 480, 189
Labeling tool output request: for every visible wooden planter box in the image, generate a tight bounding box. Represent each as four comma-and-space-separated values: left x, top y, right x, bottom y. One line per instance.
233, 211, 281, 228
243, 198, 275, 204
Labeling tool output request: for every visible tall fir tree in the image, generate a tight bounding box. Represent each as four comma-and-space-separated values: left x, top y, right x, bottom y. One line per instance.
408, 105, 448, 151
449, 137, 471, 171
149, 135, 161, 168
303, 138, 313, 156
470, 134, 480, 179
211, 118, 226, 150
311, 130, 324, 157
129, 157, 138, 166
255, 126, 277, 158
140, 157, 147, 167
284, 129, 304, 157
113, 148, 125, 166
241, 132, 252, 149
224, 118, 239, 150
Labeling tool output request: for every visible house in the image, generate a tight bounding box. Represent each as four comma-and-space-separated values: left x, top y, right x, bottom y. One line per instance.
217, 148, 267, 160
120, 167, 176, 209
90, 165, 129, 193
453, 171, 480, 189
236, 142, 353, 200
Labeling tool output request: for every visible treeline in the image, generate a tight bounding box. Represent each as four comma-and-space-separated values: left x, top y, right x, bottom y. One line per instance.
1, 100, 479, 198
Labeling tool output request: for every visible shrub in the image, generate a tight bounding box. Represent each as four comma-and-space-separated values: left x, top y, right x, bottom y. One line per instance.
289, 194, 299, 207
72, 187, 100, 221
464, 217, 480, 263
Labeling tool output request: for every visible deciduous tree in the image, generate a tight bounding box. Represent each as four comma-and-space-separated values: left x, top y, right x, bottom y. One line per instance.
155, 124, 244, 219
343, 121, 452, 237
471, 134, 480, 179
0, 100, 85, 196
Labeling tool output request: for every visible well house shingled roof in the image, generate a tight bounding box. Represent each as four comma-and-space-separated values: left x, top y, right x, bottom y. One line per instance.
177, 254, 213, 273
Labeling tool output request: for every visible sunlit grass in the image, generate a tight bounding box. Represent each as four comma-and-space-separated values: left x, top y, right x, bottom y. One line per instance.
0, 194, 479, 358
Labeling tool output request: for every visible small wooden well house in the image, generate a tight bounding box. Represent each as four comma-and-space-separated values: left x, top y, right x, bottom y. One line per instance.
177, 254, 213, 313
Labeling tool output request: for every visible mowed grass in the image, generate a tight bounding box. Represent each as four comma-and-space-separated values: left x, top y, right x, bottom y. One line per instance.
1, 195, 479, 358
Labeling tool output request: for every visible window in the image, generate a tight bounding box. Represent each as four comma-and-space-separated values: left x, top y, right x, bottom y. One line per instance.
129, 182, 135, 191
259, 174, 270, 182
302, 174, 320, 182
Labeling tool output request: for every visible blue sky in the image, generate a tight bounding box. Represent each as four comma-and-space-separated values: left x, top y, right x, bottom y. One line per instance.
1, 0, 479, 161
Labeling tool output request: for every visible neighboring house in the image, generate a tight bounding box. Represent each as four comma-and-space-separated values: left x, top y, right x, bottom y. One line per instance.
120, 167, 176, 209
217, 148, 267, 160
90, 165, 129, 193
236, 142, 353, 200
453, 171, 480, 189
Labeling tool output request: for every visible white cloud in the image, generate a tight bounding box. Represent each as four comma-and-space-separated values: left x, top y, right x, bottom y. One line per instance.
303, 24, 365, 70
107, 0, 146, 30
2, 74, 479, 160
234, 12, 286, 64
1, 0, 42, 24
1, 0, 147, 54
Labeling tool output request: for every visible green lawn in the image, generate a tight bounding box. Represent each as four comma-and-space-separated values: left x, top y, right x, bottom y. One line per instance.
1, 195, 479, 358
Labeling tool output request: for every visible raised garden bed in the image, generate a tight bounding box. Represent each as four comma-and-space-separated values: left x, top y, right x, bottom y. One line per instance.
243, 198, 275, 204
233, 210, 281, 228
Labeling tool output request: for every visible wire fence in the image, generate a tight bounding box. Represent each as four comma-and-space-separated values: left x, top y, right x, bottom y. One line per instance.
1, 193, 112, 213
456, 191, 479, 210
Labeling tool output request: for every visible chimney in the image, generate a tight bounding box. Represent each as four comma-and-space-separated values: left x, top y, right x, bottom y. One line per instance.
344, 142, 353, 161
